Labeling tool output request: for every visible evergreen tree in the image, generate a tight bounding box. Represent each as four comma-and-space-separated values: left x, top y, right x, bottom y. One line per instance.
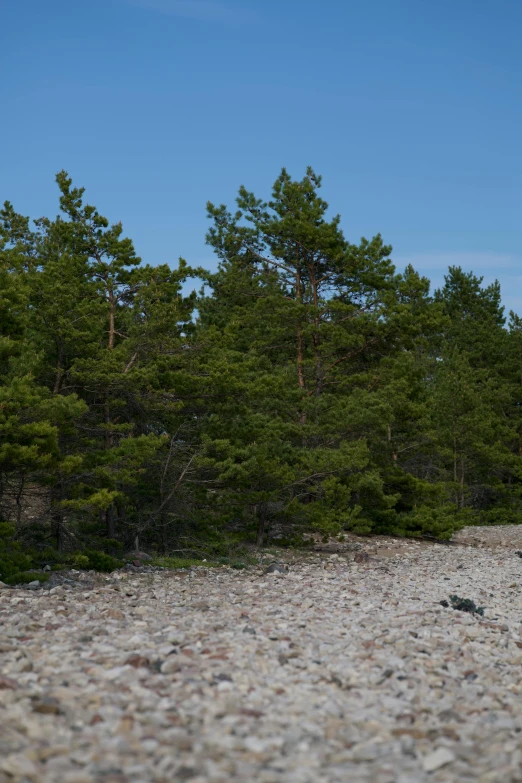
200, 168, 426, 539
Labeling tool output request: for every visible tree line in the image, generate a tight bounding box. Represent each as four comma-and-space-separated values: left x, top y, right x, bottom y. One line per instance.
1, 167, 521, 567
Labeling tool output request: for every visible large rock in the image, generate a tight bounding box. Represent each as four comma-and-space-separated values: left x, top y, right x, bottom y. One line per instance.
263, 562, 289, 575
124, 551, 153, 562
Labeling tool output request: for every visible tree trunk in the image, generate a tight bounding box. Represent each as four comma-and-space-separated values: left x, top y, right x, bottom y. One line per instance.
106, 507, 115, 539
295, 260, 306, 425
460, 456, 465, 508
296, 328, 305, 390
51, 481, 64, 552
104, 399, 112, 449
52, 507, 64, 552
53, 345, 64, 395
256, 503, 267, 548
108, 289, 115, 350
387, 424, 397, 463
15, 476, 25, 528
453, 434, 459, 507
311, 268, 323, 396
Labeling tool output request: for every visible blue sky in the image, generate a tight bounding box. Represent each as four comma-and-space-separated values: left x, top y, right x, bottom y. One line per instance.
2, 0, 522, 312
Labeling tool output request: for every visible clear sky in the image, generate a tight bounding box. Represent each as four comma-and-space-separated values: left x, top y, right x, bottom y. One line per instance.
2, 0, 522, 312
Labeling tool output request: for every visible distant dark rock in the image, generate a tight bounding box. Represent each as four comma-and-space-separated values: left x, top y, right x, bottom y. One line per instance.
448, 594, 485, 616
124, 551, 153, 562
264, 562, 289, 575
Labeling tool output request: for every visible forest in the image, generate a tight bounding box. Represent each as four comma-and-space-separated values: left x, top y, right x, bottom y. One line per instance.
1, 167, 521, 579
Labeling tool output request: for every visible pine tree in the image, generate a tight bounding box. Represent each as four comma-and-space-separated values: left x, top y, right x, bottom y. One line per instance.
199, 167, 421, 540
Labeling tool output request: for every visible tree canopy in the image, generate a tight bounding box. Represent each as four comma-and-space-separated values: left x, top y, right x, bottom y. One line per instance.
1, 167, 520, 573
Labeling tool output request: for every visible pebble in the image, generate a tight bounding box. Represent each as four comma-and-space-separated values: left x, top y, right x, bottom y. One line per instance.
2, 526, 522, 781
422, 747, 456, 772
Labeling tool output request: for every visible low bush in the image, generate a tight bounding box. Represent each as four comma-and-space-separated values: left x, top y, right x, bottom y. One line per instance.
82, 550, 122, 572
3, 571, 49, 586
0, 522, 34, 582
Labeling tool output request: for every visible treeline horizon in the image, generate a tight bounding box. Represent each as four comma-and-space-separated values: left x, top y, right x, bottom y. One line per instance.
1, 166, 521, 568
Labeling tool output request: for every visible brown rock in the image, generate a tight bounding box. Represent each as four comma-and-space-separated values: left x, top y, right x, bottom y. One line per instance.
392, 728, 429, 739
33, 697, 62, 715
354, 552, 370, 563
0, 677, 18, 690
107, 609, 125, 620
192, 601, 210, 611
481, 622, 509, 632
125, 654, 150, 668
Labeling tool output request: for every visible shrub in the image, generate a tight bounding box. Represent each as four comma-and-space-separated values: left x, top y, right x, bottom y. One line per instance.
0, 522, 34, 581
68, 549, 122, 572
4, 571, 49, 586
391, 506, 473, 540
83, 550, 122, 572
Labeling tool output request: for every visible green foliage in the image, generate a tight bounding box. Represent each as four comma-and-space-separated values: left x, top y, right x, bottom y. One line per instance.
0, 522, 33, 580
446, 595, 485, 616
153, 556, 219, 569
71, 554, 90, 568
3, 571, 49, 586
80, 550, 122, 572
1, 167, 522, 563
390, 507, 472, 540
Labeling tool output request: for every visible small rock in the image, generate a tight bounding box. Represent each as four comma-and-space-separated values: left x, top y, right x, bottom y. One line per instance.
43, 565, 51, 572
33, 696, 63, 715
26, 580, 41, 590
212, 673, 233, 684
422, 747, 455, 772
264, 563, 289, 575
438, 709, 463, 723
175, 767, 198, 781
107, 609, 125, 620
192, 601, 210, 611
0, 676, 18, 690
160, 658, 182, 674
354, 552, 370, 563
125, 654, 151, 668
1, 754, 39, 779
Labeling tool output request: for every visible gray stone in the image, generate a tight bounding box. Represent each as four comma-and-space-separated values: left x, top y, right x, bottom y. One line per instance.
422, 747, 455, 772
1, 523, 522, 782
263, 562, 289, 574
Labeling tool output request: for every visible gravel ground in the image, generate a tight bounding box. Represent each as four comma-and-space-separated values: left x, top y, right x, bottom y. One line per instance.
2, 527, 522, 783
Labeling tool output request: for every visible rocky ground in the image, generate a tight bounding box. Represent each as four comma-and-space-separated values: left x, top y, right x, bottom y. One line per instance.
3, 528, 522, 782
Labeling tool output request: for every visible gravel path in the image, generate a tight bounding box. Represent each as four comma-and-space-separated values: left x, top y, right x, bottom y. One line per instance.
2, 528, 522, 782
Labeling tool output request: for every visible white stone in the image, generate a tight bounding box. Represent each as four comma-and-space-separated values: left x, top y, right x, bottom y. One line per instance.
422, 747, 456, 772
